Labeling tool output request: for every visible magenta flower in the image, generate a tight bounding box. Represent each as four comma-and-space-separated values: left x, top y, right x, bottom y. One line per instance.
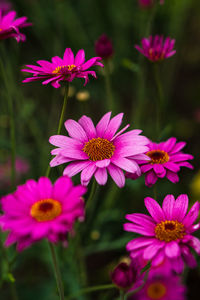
0, 176, 86, 251
0, 10, 31, 42
49, 112, 149, 187
138, 0, 154, 8
124, 194, 200, 274
22, 48, 104, 88
111, 262, 139, 290
95, 34, 114, 59
129, 273, 186, 300
127, 138, 193, 187
0, 0, 12, 14
135, 35, 176, 62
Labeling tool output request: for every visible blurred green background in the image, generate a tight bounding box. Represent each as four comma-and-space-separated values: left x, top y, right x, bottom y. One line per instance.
0, 0, 200, 299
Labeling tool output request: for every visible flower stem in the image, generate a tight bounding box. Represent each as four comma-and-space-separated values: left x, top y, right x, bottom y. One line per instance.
49, 243, 65, 300
120, 290, 125, 300
85, 178, 98, 211
45, 83, 69, 177
0, 58, 16, 190
104, 60, 114, 112
153, 63, 164, 137
66, 283, 116, 299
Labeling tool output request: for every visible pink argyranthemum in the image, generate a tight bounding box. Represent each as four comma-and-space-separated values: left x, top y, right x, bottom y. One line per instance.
124, 195, 200, 274
127, 137, 194, 187
22, 48, 104, 88
49, 112, 149, 187
0, 176, 86, 251
0, 10, 31, 42
135, 35, 176, 62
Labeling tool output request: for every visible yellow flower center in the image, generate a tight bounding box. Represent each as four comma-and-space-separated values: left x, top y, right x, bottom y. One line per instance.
52, 64, 76, 74
0, 28, 2, 31
30, 199, 62, 222
155, 220, 185, 242
147, 282, 167, 299
82, 137, 115, 161
147, 150, 169, 164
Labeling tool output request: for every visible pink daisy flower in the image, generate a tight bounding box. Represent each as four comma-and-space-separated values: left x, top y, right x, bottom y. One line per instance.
0, 9, 31, 42
129, 273, 186, 300
127, 137, 194, 187
135, 35, 176, 62
124, 194, 200, 274
0, 176, 86, 251
49, 112, 149, 187
22, 48, 104, 88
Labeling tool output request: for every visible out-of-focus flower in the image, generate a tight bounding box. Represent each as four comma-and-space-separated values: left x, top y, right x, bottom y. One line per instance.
0, 0, 12, 14
129, 272, 186, 300
138, 0, 154, 8
127, 138, 193, 187
135, 35, 176, 62
111, 262, 139, 290
22, 48, 104, 88
124, 194, 200, 274
49, 112, 149, 187
76, 90, 90, 102
0, 10, 31, 42
190, 171, 200, 199
0, 176, 86, 251
95, 34, 114, 59
0, 156, 29, 188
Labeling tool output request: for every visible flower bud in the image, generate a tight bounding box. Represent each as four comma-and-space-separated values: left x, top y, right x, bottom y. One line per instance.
111, 262, 136, 289
95, 34, 114, 59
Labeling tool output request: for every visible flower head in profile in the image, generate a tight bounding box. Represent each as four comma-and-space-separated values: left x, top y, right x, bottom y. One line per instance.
124, 194, 200, 274
49, 112, 149, 187
127, 137, 193, 187
135, 35, 176, 62
22, 48, 104, 88
129, 272, 186, 300
0, 9, 31, 42
95, 34, 114, 59
0, 176, 86, 251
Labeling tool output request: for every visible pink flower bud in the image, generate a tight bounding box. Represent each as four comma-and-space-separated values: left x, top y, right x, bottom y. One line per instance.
111, 262, 137, 289
95, 34, 114, 59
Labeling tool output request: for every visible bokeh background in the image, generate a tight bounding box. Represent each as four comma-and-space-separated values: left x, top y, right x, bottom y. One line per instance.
0, 0, 200, 299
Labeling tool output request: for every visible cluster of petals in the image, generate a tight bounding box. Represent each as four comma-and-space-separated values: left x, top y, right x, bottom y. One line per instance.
0, 176, 86, 251
124, 194, 200, 274
129, 271, 186, 300
0, 10, 31, 42
49, 112, 149, 187
127, 137, 194, 187
135, 35, 176, 62
22, 48, 104, 88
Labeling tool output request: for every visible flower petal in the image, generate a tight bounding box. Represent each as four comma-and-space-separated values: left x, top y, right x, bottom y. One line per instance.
162, 194, 175, 220
144, 197, 165, 222
94, 168, 108, 185
107, 164, 125, 188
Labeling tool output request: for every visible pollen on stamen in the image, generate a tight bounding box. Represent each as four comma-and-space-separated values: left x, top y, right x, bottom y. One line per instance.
82, 137, 115, 161
52, 64, 76, 74
30, 198, 62, 222
155, 220, 185, 242
147, 150, 169, 164
147, 282, 167, 299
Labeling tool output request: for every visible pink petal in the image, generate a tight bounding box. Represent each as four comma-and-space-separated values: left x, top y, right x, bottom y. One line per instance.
53, 176, 73, 200
111, 157, 141, 174
96, 112, 112, 137
162, 194, 175, 220
63, 48, 74, 65
165, 241, 180, 258
78, 115, 96, 139
64, 119, 88, 142
145, 170, 158, 187
50, 155, 72, 167
124, 223, 154, 236
162, 137, 177, 152
183, 202, 200, 228
94, 168, 108, 185
126, 237, 154, 251
63, 161, 91, 177
49, 135, 82, 148
107, 164, 125, 187
173, 194, 188, 221
75, 49, 85, 65
166, 170, 179, 183
143, 241, 164, 260
95, 159, 110, 168
170, 141, 186, 154
144, 197, 165, 222
81, 163, 97, 186
164, 162, 180, 172
37, 177, 53, 199
103, 113, 124, 140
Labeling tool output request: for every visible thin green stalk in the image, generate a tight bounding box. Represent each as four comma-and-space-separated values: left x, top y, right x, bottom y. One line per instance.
120, 290, 125, 300
153, 63, 164, 137
49, 243, 65, 300
66, 283, 116, 299
85, 179, 98, 211
104, 60, 114, 112
0, 58, 16, 190
45, 83, 69, 177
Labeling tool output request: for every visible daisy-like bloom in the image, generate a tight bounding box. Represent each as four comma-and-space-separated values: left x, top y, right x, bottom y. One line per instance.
0, 176, 86, 251
0, 9, 31, 42
129, 273, 186, 300
127, 137, 194, 187
124, 194, 200, 274
135, 35, 176, 62
49, 112, 149, 187
22, 48, 104, 88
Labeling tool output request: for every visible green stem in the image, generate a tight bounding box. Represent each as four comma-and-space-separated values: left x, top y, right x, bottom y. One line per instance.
66, 283, 116, 299
45, 83, 69, 177
153, 63, 164, 137
49, 243, 65, 300
120, 290, 125, 300
104, 60, 114, 112
0, 58, 16, 190
85, 179, 98, 211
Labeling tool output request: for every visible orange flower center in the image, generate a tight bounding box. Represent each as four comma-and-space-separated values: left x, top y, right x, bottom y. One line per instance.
147, 282, 167, 299
146, 150, 169, 164
82, 137, 115, 161
155, 220, 185, 242
30, 199, 62, 222
0, 28, 2, 31
52, 64, 76, 74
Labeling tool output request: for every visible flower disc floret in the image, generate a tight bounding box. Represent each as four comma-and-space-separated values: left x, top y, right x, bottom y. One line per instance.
0, 176, 86, 251
22, 48, 104, 88
82, 137, 115, 161
49, 112, 150, 187
124, 194, 200, 273
147, 150, 169, 164
147, 281, 167, 299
